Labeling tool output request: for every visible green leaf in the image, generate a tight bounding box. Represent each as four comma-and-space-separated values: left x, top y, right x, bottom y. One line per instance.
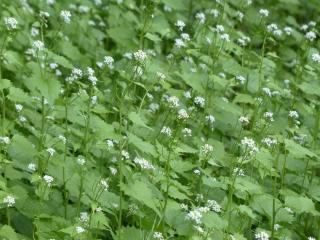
285, 196, 317, 215
128, 112, 153, 130
122, 180, 161, 216
285, 139, 317, 159
128, 133, 158, 157
0, 225, 18, 240
0, 79, 11, 90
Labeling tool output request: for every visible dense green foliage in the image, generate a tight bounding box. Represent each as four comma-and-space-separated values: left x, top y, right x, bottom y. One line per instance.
0, 0, 320, 239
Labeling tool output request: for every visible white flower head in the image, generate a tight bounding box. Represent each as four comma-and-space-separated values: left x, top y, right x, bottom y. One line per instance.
100, 179, 109, 191
134, 157, 155, 170
259, 9, 269, 17
306, 31, 316, 41
133, 50, 148, 62
28, 163, 37, 172
200, 144, 213, 155
239, 116, 250, 125
3, 195, 15, 207
4, 17, 18, 30
182, 128, 192, 137
167, 96, 180, 108
33, 40, 45, 51
79, 212, 89, 222
288, 110, 299, 119
0, 136, 10, 144
175, 20, 185, 31
60, 10, 71, 24
311, 53, 320, 63
207, 199, 221, 212
263, 111, 274, 122
15, 104, 23, 112
178, 109, 189, 120
161, 126, 172, 137
46, 147, 56, 156
195, 12, 206, 24
153, 232, 164, 240
194, 96, 205, 108
77, 157, 86, 166
255, 231, 269, 240
43, 175, 54, 186
175, 38, 185, 48
75, 226, 85, 234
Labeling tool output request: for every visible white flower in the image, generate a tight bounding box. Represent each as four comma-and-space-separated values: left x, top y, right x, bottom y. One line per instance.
241, 137, 259, 154
207, 199, 221, 213
195, 12, 206, 24
236, 11, 244, 21
255, 231, 269, 240
306, 31, 316, 41
4, 17, 18, 30
134, 157, 155, 170
28, 163, 37, 172
161, 126, 172, 137
236, 75, 246, 84
3, 195, 15, 207
31, 27, 39, 36
311, 53, 320, 63
233, 167, 245, 176
60, 10, 71, 24
153, 232, 164, 240
79, 212, 89, 222
184, 91, 192, 99
104, 56, 114, 69
193, 169, 201, 175
259, 9, 269, 17
178, 109, 189, 120
156, 72, 166, 81
46, 148, 56, 156
39, 11, 50, 18
237, 36, 251, 47
200, 144, 213, 155
33, 40, 45, 51
106, 140, 114, 149
288, 110, 299, 119
43, 175, 54, 186
15, 104, 23, 112
77, 157, 86, 166
263, 111, 274, 122
19, 116, 27, 123
58, 135, 66, 144
100, 179, 109, 191
175, 20, 185, 31
50, 63, 58, 69
284, 27, 293, 35
149, 103, 159, 112
109, 167, 117, 175
194, 96, 205, 107
167, 96, 180, 108
78, 5, 89, 13
47, 0, 55, 5
0, 136, 10, 144
182, 128, 192, 137
208, 8, 219, 17
91, 96, 98, 105
175, 38, 185, 48
262, 87, 272, 97
261, 137, 277, 147
181, 33, 190, 41
205, 115, 215, 124
121, 150, 130, 160
186, 209, 203, 224
133, 50, 147, 62
75, 226, 85, 234
239, 116, 250, 125
308, 237, 316, 240
220, 33, 230, 42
